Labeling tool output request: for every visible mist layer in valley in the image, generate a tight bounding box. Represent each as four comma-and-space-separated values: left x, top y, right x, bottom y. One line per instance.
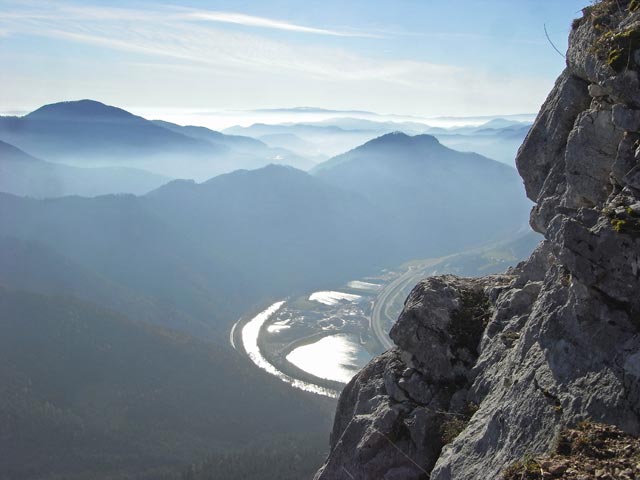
0, 100, 533, 199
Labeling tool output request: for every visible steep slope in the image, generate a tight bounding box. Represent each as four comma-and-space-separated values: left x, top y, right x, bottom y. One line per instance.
314, 132, 531, 258
0, 237, 210, 336
179, 437, 329, 480
0, 192, 249, 334
143, 165, 385, 287
315, 2, 640, 479
0, 166, 382, 336
152, 119, 267, 151
0, 140, 169, 197
0, 288, 333, 480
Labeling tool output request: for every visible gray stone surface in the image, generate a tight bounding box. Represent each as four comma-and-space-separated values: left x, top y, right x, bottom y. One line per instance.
564, 106, 622, 208
316, 5, 640, 480
515, 70, 590, 210
314, 276, 505, 480
612, 103, 640, 131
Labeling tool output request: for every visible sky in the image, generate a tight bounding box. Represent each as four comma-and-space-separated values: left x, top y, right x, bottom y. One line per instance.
0, 0, 588, 125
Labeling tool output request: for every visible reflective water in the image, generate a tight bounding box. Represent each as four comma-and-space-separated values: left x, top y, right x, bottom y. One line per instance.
266, 322, 291, 333
347, 280, 381, 291
286, 333, 370, 383
240, 301, 339, 398
308, 291, 361, 305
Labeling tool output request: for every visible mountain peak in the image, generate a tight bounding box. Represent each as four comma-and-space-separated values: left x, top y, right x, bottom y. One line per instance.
364, 132, 441, 148
26, 100, 136, 120
312, 131, 488, 175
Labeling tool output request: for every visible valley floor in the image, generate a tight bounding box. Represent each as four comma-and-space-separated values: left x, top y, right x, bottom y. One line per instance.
231, 233, 539, 396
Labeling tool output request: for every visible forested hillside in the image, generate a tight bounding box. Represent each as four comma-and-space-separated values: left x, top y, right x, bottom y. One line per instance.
0, 288, 333, 479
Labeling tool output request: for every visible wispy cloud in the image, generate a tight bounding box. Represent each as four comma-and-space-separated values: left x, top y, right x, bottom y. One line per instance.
182, 10, 380, 38
0, 1, 444, 82
0, 2, 378, 37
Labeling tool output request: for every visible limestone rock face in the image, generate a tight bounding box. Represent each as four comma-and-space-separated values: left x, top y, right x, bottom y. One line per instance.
314, 276, 508, 480
315, 2, 640, 479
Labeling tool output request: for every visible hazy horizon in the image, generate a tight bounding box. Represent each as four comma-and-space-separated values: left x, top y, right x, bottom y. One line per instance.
0, 101, 537, 131
2, 0, 585, 119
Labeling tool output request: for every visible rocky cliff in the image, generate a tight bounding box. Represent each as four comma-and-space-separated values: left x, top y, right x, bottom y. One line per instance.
315, 2, 640, 478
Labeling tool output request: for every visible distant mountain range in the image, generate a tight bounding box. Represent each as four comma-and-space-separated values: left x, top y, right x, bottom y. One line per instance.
0, 100, 315, 181
429, 113, 535, 124
0, 140, 168, 197
226, 116, 531, 164
252, 106, 375, 115
0, 100, 532, 199
224, 122, 373, 158
237, 106, 535, 125
426, 120, 531, 165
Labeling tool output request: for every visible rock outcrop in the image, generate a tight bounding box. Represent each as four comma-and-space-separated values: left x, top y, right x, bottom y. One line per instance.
315, 2, 640, 478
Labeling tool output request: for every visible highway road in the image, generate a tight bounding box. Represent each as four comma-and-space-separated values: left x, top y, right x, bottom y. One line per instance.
370, 257, 448, 350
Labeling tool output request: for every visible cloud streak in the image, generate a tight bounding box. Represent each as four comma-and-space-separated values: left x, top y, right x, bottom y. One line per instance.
183, 10, 380, 38
0, 2, 378, 37
0, 1, 447, 82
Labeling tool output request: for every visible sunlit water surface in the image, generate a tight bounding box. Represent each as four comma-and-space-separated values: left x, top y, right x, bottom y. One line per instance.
347, 280, 382, 291
240, 301, 339, 398
286, 334, 370, 383
308, 291, 361, 305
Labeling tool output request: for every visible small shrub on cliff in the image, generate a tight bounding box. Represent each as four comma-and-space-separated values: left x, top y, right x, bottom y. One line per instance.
502, 455, 542, 479
587, 0, 640, 71
606, 27, 640, 70
609, 212, 640, 233
449, 288, 492, 357
440, 403, 479, 445
440, 415, 467, 445
585, 0, 621, 32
